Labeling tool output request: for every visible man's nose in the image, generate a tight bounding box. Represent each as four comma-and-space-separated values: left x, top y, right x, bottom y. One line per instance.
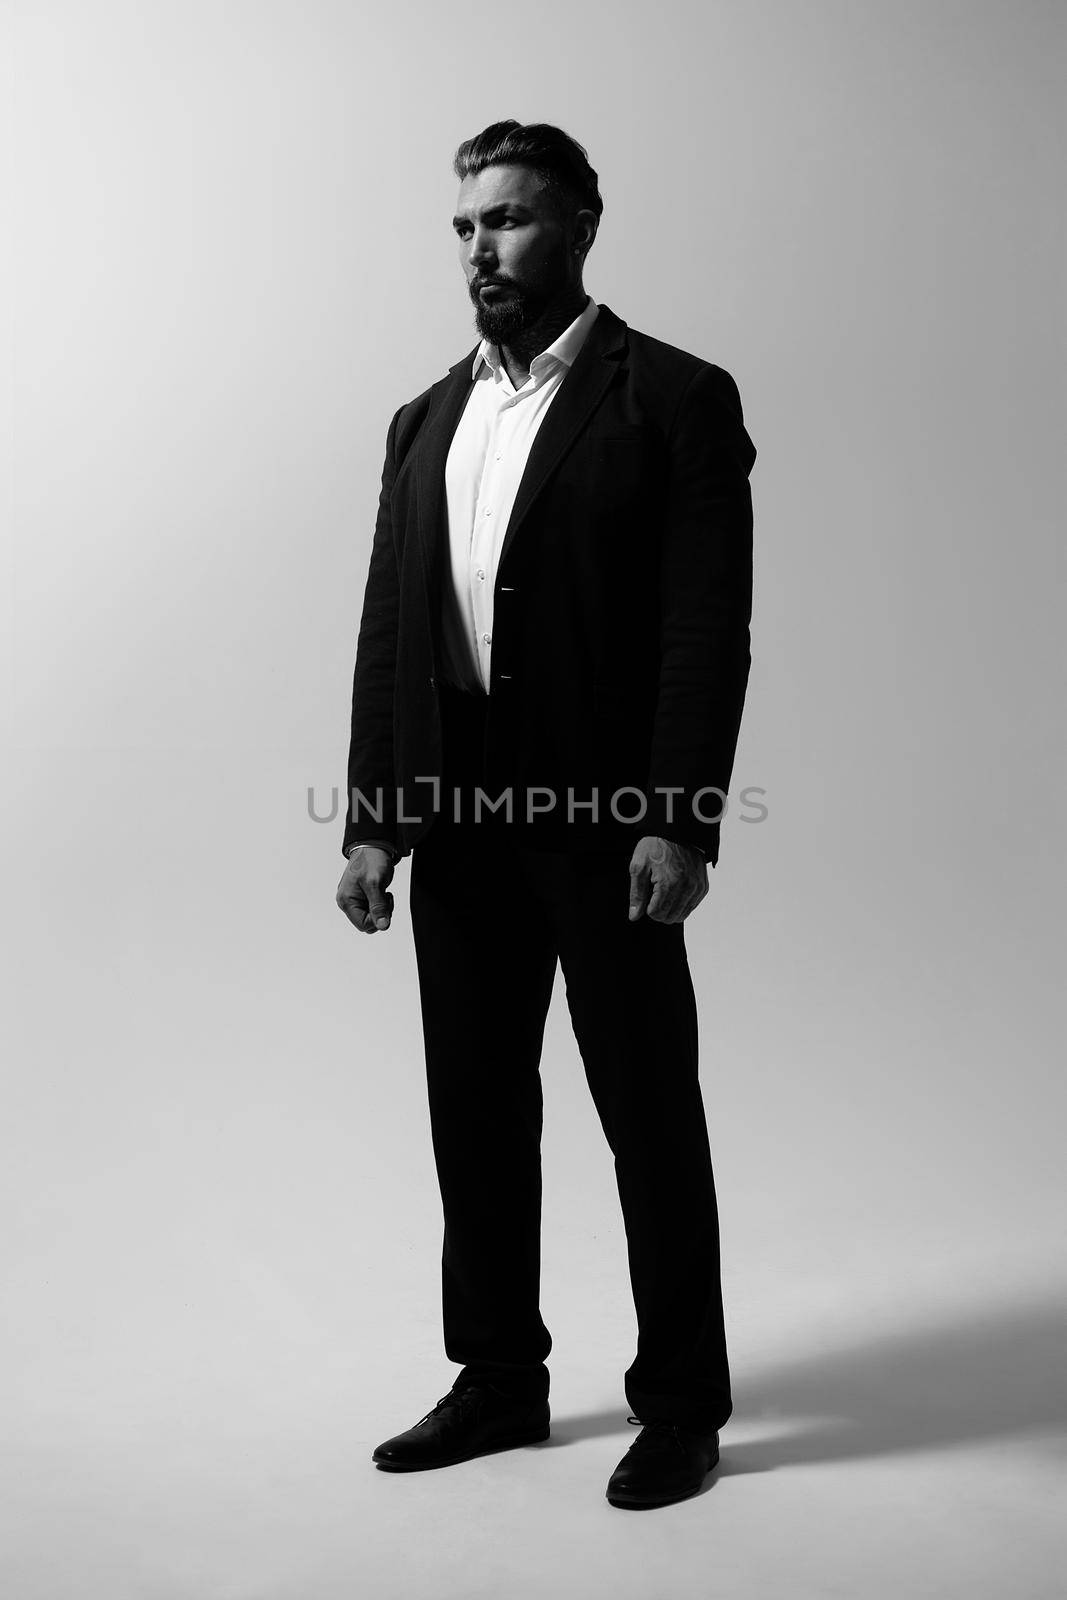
467, 230, 495, 273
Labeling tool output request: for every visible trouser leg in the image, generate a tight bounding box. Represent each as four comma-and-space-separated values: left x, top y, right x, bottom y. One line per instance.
408, 693, 558, 1398
523, 848, 733, 1433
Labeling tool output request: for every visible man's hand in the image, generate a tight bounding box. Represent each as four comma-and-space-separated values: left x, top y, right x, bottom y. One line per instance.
336, 845, 395, 934
628, 836, 708, 924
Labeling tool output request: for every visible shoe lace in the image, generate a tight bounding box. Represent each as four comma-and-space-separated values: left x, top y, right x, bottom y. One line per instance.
416, 1386, 492, 1428
625, 1415, 688, 1455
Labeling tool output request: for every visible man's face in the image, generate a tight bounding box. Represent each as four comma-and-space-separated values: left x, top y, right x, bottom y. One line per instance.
453, 163, 577, 343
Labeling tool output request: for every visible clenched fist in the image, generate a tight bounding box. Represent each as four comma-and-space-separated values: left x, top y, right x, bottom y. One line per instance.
628, 836, 708, 924
336, 845, 395, 934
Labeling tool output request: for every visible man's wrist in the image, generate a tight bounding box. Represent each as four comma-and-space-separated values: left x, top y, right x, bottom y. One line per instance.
658, 835, 709, 863
347, 839, 398, 861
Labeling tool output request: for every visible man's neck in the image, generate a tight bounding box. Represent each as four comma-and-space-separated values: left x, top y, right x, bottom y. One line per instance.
499, 288, 589, 387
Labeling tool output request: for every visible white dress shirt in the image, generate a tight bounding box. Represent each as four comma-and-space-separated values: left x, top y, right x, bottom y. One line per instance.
440, 294, 600, 694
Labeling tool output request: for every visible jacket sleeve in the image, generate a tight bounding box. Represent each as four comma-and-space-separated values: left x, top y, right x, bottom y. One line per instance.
341, 404, 405, 859
644, 364, 756, 867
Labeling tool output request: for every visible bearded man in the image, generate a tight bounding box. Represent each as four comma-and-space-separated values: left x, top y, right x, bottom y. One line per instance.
336, 118, 756, 1510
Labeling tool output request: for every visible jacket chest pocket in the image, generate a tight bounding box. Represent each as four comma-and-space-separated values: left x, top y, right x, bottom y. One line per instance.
573, 429, 657, 514
582, 424, 656, 455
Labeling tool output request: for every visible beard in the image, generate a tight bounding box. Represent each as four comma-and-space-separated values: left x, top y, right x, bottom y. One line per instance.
470, 279, 548, 344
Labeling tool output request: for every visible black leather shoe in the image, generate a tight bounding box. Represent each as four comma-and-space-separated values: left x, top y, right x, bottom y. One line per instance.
372, 1384, 550, 1471
606, 1417, 720, 1508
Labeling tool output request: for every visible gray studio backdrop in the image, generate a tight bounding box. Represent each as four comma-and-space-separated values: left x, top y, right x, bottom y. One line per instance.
4, 2, 1064, 1596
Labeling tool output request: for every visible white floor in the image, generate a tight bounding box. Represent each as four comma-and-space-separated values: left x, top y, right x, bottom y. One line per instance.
5, 1243, 1064, 1600
5, 757, 1064, 1597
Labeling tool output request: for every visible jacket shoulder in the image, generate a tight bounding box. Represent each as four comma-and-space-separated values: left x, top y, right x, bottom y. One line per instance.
386, 384, 435, 463
384, 350, 478, 467
621, 323, 754, 470
621, 323, 745, 421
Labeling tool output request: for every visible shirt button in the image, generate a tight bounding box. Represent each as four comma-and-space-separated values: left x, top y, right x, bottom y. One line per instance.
484, 507, 492, 517
482, 632, 491, 645
476, 568, 485, 580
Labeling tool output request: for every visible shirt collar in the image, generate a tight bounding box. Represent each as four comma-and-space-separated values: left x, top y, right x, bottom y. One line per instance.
471, 295, 600, 382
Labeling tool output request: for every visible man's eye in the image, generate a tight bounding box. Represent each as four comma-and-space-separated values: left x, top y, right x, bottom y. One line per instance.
455, 220, 519, 237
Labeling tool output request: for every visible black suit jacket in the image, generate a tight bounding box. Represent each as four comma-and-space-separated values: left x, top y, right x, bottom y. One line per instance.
342, 302, 756, 866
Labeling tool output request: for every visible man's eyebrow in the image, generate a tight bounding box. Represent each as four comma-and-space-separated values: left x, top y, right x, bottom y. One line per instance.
451, 203, 531, 228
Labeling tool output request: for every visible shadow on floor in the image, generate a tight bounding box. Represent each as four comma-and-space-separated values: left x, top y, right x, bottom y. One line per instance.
548, 1288, 1067, 1471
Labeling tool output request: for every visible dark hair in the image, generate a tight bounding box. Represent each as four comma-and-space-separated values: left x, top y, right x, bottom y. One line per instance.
452, 119, 604, 231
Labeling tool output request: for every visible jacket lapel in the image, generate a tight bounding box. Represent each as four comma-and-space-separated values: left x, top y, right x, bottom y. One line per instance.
413, 360, 478, 637
414, 302, 628, 621
495, 302, 628, 574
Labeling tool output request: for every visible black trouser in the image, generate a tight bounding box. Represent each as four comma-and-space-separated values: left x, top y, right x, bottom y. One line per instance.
406, 684, 732, 1433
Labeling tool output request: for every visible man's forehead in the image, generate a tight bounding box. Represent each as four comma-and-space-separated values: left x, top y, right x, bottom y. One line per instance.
454, 165, 548, 213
